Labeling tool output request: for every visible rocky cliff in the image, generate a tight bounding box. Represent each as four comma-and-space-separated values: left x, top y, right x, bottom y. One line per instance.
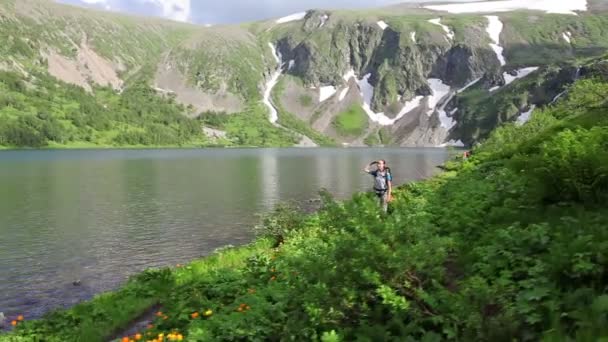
1, 0, 608, 148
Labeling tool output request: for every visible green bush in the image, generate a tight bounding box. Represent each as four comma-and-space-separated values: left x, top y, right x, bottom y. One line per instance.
254, 202, 306, 247
333, 105, 368, 137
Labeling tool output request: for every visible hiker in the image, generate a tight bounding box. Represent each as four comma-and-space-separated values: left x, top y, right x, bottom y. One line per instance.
363, 160, 393, 213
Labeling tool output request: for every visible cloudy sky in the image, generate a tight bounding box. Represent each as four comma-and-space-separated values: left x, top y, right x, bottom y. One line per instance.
56, 0, 467, 25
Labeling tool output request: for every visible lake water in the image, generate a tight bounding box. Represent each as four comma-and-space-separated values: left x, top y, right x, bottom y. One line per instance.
0, 148, 449, 321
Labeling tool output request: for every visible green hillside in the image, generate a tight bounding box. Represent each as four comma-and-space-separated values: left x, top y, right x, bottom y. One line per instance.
1, 0, 608, 149
3, 56, 607, 342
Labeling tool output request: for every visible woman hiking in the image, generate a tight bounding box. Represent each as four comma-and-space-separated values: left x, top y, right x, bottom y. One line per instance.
363, 159, 393, 213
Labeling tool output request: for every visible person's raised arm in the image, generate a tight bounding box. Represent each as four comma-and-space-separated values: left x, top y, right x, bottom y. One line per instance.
363, 161, 376, 174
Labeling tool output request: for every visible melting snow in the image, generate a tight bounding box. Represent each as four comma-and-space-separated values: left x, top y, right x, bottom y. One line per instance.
485, 16, 506, 67
563, 31, 572, 43
440, 140, 465, 147
490, 67, 539, 92
263, 43, 284, 124
517, 105, 536, 125
356, 73, 423, 125
319, 86, 337, 102
504, 67, 539, 86
377, 20, 389, 30
338, 87, 349, 101
411, 32, 417, 43
343, 69, 356, 82
276, 12, 307, 24
319, 14, 329, 28
288, 60, 295, 70
424, 0, 588, 15
429, 18, 454, 40
457, 77, 482, 93
427, 78, 451, 116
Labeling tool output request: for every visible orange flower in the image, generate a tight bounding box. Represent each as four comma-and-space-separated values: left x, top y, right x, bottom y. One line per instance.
155, 311, 163, 317
134, 333, 142, 340
191, 312, 199, 319
121, 337, 130, 342
176, 334, 183, 341
147, 324, 154, 329
237, 307, 244, 312
239, 303, 247, 308
246, 305, 251, 310
163, 315, 168, 320
270, 276, 276, 281
11, 320, 17, 326
17, 315, 24, 321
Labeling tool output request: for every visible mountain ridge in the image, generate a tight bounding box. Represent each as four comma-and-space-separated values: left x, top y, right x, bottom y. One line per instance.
1, 0, 607, 148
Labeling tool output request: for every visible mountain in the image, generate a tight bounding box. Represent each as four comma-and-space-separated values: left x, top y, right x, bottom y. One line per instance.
1, 0, 607, 148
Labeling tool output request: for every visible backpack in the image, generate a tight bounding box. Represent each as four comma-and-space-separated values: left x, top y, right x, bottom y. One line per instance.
373, 167, 391, 191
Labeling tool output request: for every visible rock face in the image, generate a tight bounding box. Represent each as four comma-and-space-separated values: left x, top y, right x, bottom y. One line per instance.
3, 0, 608, 148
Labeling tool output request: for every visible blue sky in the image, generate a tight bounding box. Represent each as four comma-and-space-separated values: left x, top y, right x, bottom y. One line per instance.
56, 0, 467, 25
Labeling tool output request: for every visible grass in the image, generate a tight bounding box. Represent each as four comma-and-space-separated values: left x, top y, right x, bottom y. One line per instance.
2, 74, 608, 341
271, 77, 336, 146
1, 239, 272, 342
298, 94, 313, 107
333, 104, 369, 137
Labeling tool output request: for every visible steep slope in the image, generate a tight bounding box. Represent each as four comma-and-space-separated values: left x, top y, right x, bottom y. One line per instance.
256, 1, 608, 146
0, 0, 298, 149
0, 0, 195, 89
1, 0, 608, 149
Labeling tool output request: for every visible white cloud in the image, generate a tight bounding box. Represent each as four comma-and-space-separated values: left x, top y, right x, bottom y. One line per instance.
147, 0, 191, 22
67, 0, 191, 22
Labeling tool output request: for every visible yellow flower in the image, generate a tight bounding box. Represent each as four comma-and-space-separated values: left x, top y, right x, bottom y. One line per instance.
203, 309, 213, 317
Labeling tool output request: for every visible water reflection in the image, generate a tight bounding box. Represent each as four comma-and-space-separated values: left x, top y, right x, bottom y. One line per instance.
0, 148, 449, 320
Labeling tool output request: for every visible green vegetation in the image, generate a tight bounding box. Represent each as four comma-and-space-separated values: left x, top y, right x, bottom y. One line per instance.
299, 94, 313, 107
0, 70, 208, 148
501, 12, 608, 66
3, 76, 608, 341
199, 105, 299, 147
333, 105, 369, 137
271, 77, 336, 146
363, 131, 381, 146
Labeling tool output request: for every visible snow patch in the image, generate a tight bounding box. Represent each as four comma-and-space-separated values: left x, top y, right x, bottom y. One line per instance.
490, 67, 539, 92
429, 18, 454, 40
338, 87, 349, 101
356, 73, 423, 125
343, 69, 356, 82
517, 105, 536, 125
450, 108, 459, 115
457, 77, 482, 93
410, 31, 417, 43
288, 60, 295, 70
485, 16, 506, 66
563, 31, 572, 43
426, 78, 451, 116
440, 140, 465, 148
504, 67, 539, 86
319, 14, 329, 28
262, 43, 284, 124
319, 86, 337, 102
377, 20, 389, 30
424, 0, 588, 15
276, 12, 307, 24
